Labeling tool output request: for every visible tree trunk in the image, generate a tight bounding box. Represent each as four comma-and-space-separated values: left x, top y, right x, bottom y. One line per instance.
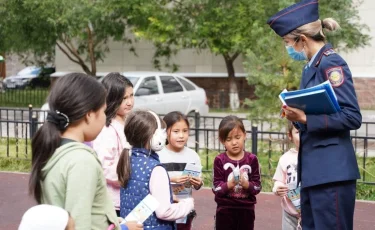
87, 24, 96, 76
0, 52, 5, 78
223, 54, 240, 111
56, 38, 95, 77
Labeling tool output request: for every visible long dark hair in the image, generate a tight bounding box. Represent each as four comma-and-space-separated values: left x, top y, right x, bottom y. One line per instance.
163, 111, 189, 144
117, 110, 165, 188
30, 73, 106, 203
102, 72, 133, 126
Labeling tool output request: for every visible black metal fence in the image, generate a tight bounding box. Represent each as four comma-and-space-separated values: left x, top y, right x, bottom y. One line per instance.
1, 107, 375, 185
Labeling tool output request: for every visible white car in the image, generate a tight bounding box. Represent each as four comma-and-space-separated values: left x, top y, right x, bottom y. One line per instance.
115, 72, 209, 119
40, 72, 209, 125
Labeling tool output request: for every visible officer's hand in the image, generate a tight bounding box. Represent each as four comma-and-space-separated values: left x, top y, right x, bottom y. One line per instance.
282, 105, 307, 124
276, 185, 288, 197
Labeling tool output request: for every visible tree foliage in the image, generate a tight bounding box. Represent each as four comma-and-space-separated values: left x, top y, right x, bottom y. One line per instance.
130, 0, 271, 110
245, 0, 370, 121
0, 0, 135, 76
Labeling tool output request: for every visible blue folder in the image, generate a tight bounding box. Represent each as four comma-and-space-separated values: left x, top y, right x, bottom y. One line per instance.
279, 81, 341, 115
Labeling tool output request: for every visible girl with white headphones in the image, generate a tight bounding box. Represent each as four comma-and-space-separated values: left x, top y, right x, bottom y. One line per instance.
117, 110, 194, 230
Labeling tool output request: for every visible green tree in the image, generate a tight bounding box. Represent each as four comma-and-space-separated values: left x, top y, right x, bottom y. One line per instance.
0, 0, 135, 76
245, 0, 370, 121
131, 0, 268, 110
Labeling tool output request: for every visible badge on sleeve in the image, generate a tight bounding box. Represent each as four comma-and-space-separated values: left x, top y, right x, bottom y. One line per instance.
325, 66, 344, 87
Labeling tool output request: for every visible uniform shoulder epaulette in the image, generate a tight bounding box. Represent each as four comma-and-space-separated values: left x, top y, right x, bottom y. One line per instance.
323, 49, 336, 56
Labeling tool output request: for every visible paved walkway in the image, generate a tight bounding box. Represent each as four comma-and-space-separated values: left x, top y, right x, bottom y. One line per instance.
1, 172, 375, 230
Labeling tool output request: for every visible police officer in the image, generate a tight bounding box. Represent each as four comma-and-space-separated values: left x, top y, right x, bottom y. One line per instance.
267, 1, 361, 229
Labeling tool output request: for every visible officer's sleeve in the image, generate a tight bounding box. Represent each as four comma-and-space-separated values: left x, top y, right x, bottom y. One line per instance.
306, 55, 362, 132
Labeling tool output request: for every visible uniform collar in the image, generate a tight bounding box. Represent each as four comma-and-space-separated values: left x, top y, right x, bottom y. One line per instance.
313, 43, 334, 67
308, 48, 321, 67
305, 43, 333, 69
300, 43, 334, 89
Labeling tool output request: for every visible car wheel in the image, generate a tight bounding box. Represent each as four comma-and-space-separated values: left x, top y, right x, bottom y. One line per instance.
187, 111, 200, 136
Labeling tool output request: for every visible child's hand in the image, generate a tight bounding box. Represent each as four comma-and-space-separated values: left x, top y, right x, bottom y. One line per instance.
239, 173, 250, 189
172, 184, 185, 195
190, 176, 202, 188
276, 185, 288, 197
227, 176, 236, 190
173, 194, 179, 203
171, 175, 190, 184
125, 221, 143, 230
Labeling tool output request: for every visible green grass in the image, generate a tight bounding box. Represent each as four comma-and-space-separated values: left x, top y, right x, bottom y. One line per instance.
0, 157, 31, 172
0, 137, 32, 172
0, 88, 48, 107
0, 137, 32, 159
1, 138, 374, 200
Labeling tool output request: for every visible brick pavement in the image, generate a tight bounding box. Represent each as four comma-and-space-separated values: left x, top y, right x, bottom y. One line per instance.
1, 172, 375, 230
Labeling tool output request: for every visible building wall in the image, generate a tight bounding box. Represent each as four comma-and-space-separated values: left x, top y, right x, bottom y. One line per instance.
8, 0, 375, 109
353, 78, 375, 109
4, 54, 25, 77
340, 0, 375, 78
55, 40, 245, 74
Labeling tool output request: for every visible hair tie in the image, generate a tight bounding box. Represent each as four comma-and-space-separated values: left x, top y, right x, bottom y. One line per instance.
46, 110, 70, 130
321, 19, 325, 29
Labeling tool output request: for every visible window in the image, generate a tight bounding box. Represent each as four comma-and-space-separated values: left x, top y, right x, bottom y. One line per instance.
160, 76, 183, 93
178, 77, 196, 91
136, 76, 159, 96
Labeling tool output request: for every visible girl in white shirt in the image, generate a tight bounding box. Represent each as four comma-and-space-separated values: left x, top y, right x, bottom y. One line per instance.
92, 72, 134, 216
158, 111, 203, 230
273, 122, 301, 230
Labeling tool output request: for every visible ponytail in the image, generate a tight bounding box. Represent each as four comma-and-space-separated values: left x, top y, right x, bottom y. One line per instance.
117, 149, 131, 188
29, 122, 61, 203
28, 73, 106, 203
321, 18, 341, 32
286, 18, 341, 42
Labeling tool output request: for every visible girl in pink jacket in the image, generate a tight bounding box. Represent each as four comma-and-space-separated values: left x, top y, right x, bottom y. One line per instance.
93, 72, 134, 216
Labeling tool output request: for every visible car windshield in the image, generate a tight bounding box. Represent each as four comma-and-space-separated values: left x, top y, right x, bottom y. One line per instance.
17, 67, 41, 76
124, 76, 140, 86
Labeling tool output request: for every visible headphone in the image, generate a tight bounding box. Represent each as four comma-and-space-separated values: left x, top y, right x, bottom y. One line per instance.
148, 111, 167, 151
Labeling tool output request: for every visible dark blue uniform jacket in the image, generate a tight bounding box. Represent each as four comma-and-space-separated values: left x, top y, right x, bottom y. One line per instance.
297, 43, 361, 188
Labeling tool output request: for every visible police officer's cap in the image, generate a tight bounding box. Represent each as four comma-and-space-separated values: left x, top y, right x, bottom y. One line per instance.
267, 0, 319, 37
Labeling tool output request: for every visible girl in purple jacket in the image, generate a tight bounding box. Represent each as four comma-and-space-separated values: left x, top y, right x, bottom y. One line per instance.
213, 115, 262, 230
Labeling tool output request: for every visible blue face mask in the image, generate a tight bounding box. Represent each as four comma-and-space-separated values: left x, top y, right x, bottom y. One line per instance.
285, 45, 307, 61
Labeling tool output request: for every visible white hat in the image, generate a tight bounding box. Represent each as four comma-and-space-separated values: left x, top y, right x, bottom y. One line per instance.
18, 204, 69, 230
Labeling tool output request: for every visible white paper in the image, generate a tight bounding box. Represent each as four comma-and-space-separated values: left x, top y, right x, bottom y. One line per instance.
182, 163, 202, 178
279, 89, 288, 105
122, 194, 160, 224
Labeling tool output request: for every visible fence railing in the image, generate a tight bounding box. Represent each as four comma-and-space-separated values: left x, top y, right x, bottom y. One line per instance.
1, 107, 375, 185
0, 88, 49, 108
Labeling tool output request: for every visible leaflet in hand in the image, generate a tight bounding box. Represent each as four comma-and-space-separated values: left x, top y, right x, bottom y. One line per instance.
279, 80, 340, 115
287, 187, 301, 214
122, 194, 159, 224
182, 163, 202, 178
